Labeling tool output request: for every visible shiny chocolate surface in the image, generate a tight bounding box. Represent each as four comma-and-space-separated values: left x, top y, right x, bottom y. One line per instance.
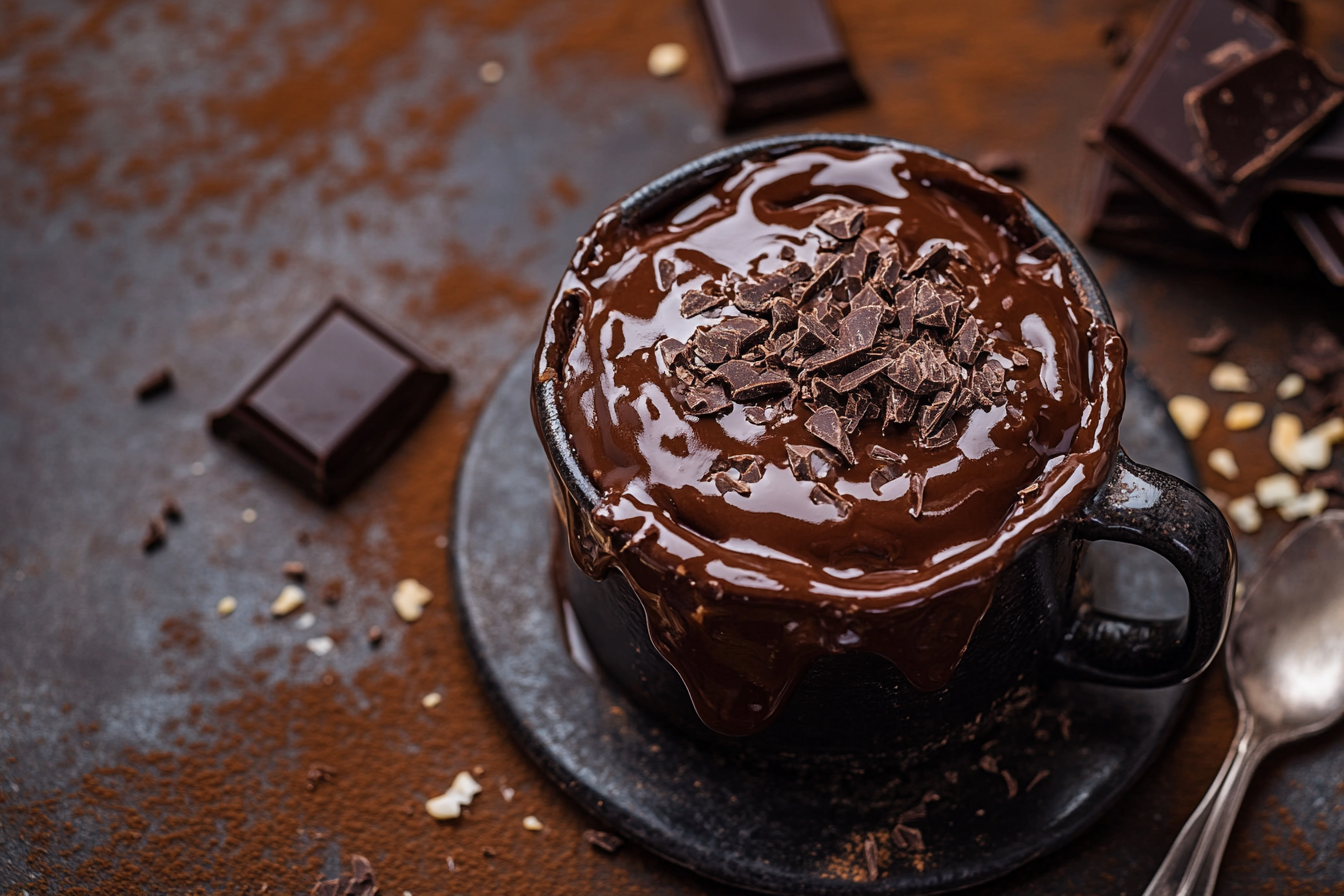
541, 146, 1125, 735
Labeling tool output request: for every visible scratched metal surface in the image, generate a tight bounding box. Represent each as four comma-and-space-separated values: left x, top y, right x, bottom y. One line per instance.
3, 1, 1344, 893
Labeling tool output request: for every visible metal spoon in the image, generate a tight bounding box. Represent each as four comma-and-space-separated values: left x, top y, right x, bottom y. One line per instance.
1144, 510, 1344, 896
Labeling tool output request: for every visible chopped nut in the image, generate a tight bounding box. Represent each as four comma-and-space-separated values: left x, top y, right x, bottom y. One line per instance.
271, 584, 306, 617
425, 772, 483, 820
1297, 418, 1344, 471
1209, 362, 1254, 392
522, 815, 543, 831
1223, 401, 1264, 431
647, 42, 688, 77
1280, 489, 1329, 521
422, 692, 443, 709
1270, 413, 1305, 474
1227, 495, 1262, 534
478, 60, 504, 84
241, 508, 258, 524
1168, 395, 1210, 440
1277, 372, 1306, 400
305, 636, 334, 657
392, 578, 433, 623
1255, 472, 1301, 508
295, 612, 316, 630
217, 596, 237, 617
1208, 448, 1239, 480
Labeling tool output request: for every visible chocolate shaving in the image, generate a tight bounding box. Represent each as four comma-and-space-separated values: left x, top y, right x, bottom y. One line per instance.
306, 763, 337, 791
892, 824, 925, 851
681, 290, 727, 317
711, 470, 751, 496
142, 517, 166, 553
686, 383, 732, 415
582, 829, 624, 853
135, 366, 175, 401
1002, 769, 1019, 798
1025, 770, 1051, 792
863, 835, 878, 882
870, 464, 898, 495
909, 472, 925, 518
809, 482, 853, 516
805, 406, 856, 464
897, 803, 927, 825
310, 855, 377, 896
978, 755, 999, 774
1186, 321, 1235, 355
1010, 350, 1029, 367
814, 206, 866, 239
785, 443, 836, 482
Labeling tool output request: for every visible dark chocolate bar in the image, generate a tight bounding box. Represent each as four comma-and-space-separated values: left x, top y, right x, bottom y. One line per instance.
696, 0, 865, 131
1088, 0, 1285, 247
1187, 43, 1344, 183
1286, 201, 1344, 285
209, 297, 450, 503
1270, 106, 1344, 196
1082, 154, 1317, 277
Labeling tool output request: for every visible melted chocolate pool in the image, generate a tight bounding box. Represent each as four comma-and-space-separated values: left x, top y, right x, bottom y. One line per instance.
537, 146, 1125, 736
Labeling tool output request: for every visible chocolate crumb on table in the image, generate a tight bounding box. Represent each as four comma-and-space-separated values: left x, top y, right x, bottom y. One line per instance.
141, 516, 167, 552
135, 365, 175, 401
582, 829, 624, 853
309, 854, 376, 896
1188, 321, 1236, 355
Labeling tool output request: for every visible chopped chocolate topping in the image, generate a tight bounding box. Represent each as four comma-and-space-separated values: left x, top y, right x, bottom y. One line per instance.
805, 406, 856, 464
681, 290, 727, 317
686, 383, 732, 415
693, 317, 769, 364
909, 472, 926, 518
814, 205, 866, 239
582, 829, 625, 853
785, 443, 837, 482
863, 835, 879, 881
809, 481, 853, 517
712, 470, 752, 496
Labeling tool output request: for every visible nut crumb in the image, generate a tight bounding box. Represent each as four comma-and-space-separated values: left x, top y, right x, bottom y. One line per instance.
1277, 372, 1306, 399
217, 596, 237, 617
1209, 362, 1253, 393
1227, 495, 1262, 533
523, 815, 543, 831
271, 585, 305, 617
422, 692, 442, 709
1280, 488, 1328, 521
392, 579, 433, 622
647, 42, 688, 77
479, 61, 504, 83
1208, 448, 1240, 480
1224, 401, 1263, 431
305, 636, 334, 657
1168, 395, 1210, 440
1256, 473, 1301, 508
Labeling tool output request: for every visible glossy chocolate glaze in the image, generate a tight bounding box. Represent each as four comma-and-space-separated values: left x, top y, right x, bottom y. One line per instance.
537, 146, 1125, 736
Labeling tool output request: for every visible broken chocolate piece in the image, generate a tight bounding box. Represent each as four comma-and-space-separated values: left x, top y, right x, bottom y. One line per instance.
1187, 321, 1235, 354
681, 290, 728, 317
913, 285, 961, 330
310, 855, 376, 896
831, 358, 894, 393
686, 383, 733, 415
658, 338, 690, 369
869, 464, 899, 494
582, 829, 625, 853
809, 481, 853, 516
305, 762, 337, 791
785, 443, 837, 481
951, 317, 984, 364
135, 366, 175, 401
1286, 201, 1344, 287
711, 470, 752, 496
208, 297, 450, 504
814, 205, 866, 240
696, 0, 866, 130
805, 406, 856, 464
693, 317, 769, 364
909, 471, 925, 518
1187, 43, 1344, 183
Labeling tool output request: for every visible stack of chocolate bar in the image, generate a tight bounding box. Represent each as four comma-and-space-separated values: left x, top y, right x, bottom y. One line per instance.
1085, 0, 1344, 285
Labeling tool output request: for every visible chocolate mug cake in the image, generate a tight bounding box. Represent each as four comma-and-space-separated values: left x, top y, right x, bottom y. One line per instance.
534, 135, 1234, 755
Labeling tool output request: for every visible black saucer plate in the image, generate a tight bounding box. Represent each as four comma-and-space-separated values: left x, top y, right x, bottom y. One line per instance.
451, 352, 1196, 895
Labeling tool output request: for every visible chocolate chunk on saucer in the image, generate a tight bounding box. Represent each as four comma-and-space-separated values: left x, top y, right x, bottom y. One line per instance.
209, 297, 450, 503
696, 0, 865, 130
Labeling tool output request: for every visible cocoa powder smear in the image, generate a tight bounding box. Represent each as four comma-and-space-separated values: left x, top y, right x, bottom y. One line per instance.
544, 146, 1124, 734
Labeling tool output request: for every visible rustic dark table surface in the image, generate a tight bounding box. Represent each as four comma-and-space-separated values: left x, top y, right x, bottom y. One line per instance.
4, 1, 1344, 894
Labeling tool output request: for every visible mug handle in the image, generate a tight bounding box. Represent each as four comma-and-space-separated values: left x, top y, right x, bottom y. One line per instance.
1051, 449, 1236, 687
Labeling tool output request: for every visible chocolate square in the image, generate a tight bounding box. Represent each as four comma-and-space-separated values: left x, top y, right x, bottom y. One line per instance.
697, 0, 865, 130
209, 297, 450, 503
1088, 0, 1285, 247
1187, 43, 1344, 183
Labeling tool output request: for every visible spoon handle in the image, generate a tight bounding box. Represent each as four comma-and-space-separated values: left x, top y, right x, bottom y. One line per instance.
1179, 717, 1269, 896
1141, 714, 1267, 896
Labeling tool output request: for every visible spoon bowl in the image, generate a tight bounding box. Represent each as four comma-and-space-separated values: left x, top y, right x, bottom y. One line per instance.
1145, 510, 1344, 896
1232, 514, 1344, 735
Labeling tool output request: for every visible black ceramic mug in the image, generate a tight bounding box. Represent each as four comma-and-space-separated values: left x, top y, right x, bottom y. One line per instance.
534, 134, 1236, 759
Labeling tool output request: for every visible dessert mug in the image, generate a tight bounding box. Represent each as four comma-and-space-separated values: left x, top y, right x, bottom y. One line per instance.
533, 134, 1235, 757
